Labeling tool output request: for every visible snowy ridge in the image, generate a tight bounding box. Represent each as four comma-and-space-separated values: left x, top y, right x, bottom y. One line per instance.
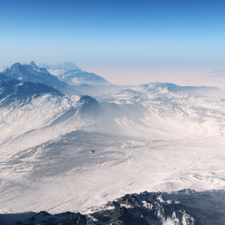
47, 68, 66, 76
0, 62, 70, 94
188, 68, 225, 91
39, 61, 84, 81
0, 66, 8, 72
2, 82, 225, 153
0, 80, 63, 106
0, 61, 115, 96
57, 69, 111, 86
0, 94, 101, 154
39, 61, 111, 86
39, 61, 83, 72
99, 83, 225, 139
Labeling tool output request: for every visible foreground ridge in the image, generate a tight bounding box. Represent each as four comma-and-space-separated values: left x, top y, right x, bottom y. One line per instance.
2, 189, 225, 225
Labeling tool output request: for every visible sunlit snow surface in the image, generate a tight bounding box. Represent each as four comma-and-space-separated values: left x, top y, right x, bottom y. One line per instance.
1, 83, 225, 216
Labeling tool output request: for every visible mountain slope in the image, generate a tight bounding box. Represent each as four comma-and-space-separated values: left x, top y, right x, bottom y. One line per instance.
134, 82, 225, 98
39, 62, 112, 86
0, 80, 64, 106
39, 61, 83, 77
57, 69, 111, 86
0, 85, 101, 153
39, 61, 83, 72
0, 62, 70, 94
98, 82, 225, 139
0, 73, 14, 81
0, 66, 8, 72
1, 81, 225, 219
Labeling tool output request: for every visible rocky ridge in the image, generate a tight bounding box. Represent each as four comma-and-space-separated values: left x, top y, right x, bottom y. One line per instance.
2, 189, 225, 225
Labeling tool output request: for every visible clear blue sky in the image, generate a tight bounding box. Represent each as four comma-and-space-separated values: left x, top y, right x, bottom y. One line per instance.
1, 0, 225, 85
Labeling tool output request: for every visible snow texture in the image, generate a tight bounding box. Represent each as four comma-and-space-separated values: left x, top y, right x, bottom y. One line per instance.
1, 65, 225, 224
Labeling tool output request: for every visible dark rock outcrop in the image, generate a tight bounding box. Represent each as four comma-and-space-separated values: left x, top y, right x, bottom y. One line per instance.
5, 189, 224, 224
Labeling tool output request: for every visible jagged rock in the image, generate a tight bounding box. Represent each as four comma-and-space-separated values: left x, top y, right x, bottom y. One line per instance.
2, 189, 225, 224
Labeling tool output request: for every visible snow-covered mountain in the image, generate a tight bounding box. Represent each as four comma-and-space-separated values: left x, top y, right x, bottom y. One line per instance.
39, 61, 112, 87
0, 62, 71, 94
0, 80, 63, 106
1, 79, 225, 219
0, 66, 8, 72
2, 64, 225, 224
39, 61, 83, 72
57, 69, 111, 86
39, 61, 83, 76
98, 83, 225, 139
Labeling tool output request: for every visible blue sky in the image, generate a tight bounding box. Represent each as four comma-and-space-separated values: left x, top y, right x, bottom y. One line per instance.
1, 0, 225, 85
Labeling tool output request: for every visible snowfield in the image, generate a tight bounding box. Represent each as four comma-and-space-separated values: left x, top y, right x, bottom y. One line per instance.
1, 82, 225, 223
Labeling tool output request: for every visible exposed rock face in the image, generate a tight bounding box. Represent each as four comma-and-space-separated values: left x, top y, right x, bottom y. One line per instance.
89, 191, 197, 225
15, 211, 89, 225
3, 189, 225, 225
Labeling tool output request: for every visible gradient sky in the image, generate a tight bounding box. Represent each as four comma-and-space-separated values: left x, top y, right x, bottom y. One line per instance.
1, 0, 225, 85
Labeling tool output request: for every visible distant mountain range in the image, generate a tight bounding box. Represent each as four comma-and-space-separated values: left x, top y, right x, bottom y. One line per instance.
39, 61, 83, 72
39, 61, 111, 86
0, 61, 114, 96
0, 62, 69, 94
135, 82, 225, 98
185, 67, 225, 91
202, 68, 225, 77
1, 61, 225, 98
57, 69, 111, 86
2, 61, 225, 224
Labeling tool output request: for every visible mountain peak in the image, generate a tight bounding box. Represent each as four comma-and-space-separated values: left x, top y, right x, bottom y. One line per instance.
9, 62, 38, 69
0, 61, 68, 92
29, 61, 36, 66
27, 61, 38, 69
38, 61, 83, 72
10, 62, 22, 68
